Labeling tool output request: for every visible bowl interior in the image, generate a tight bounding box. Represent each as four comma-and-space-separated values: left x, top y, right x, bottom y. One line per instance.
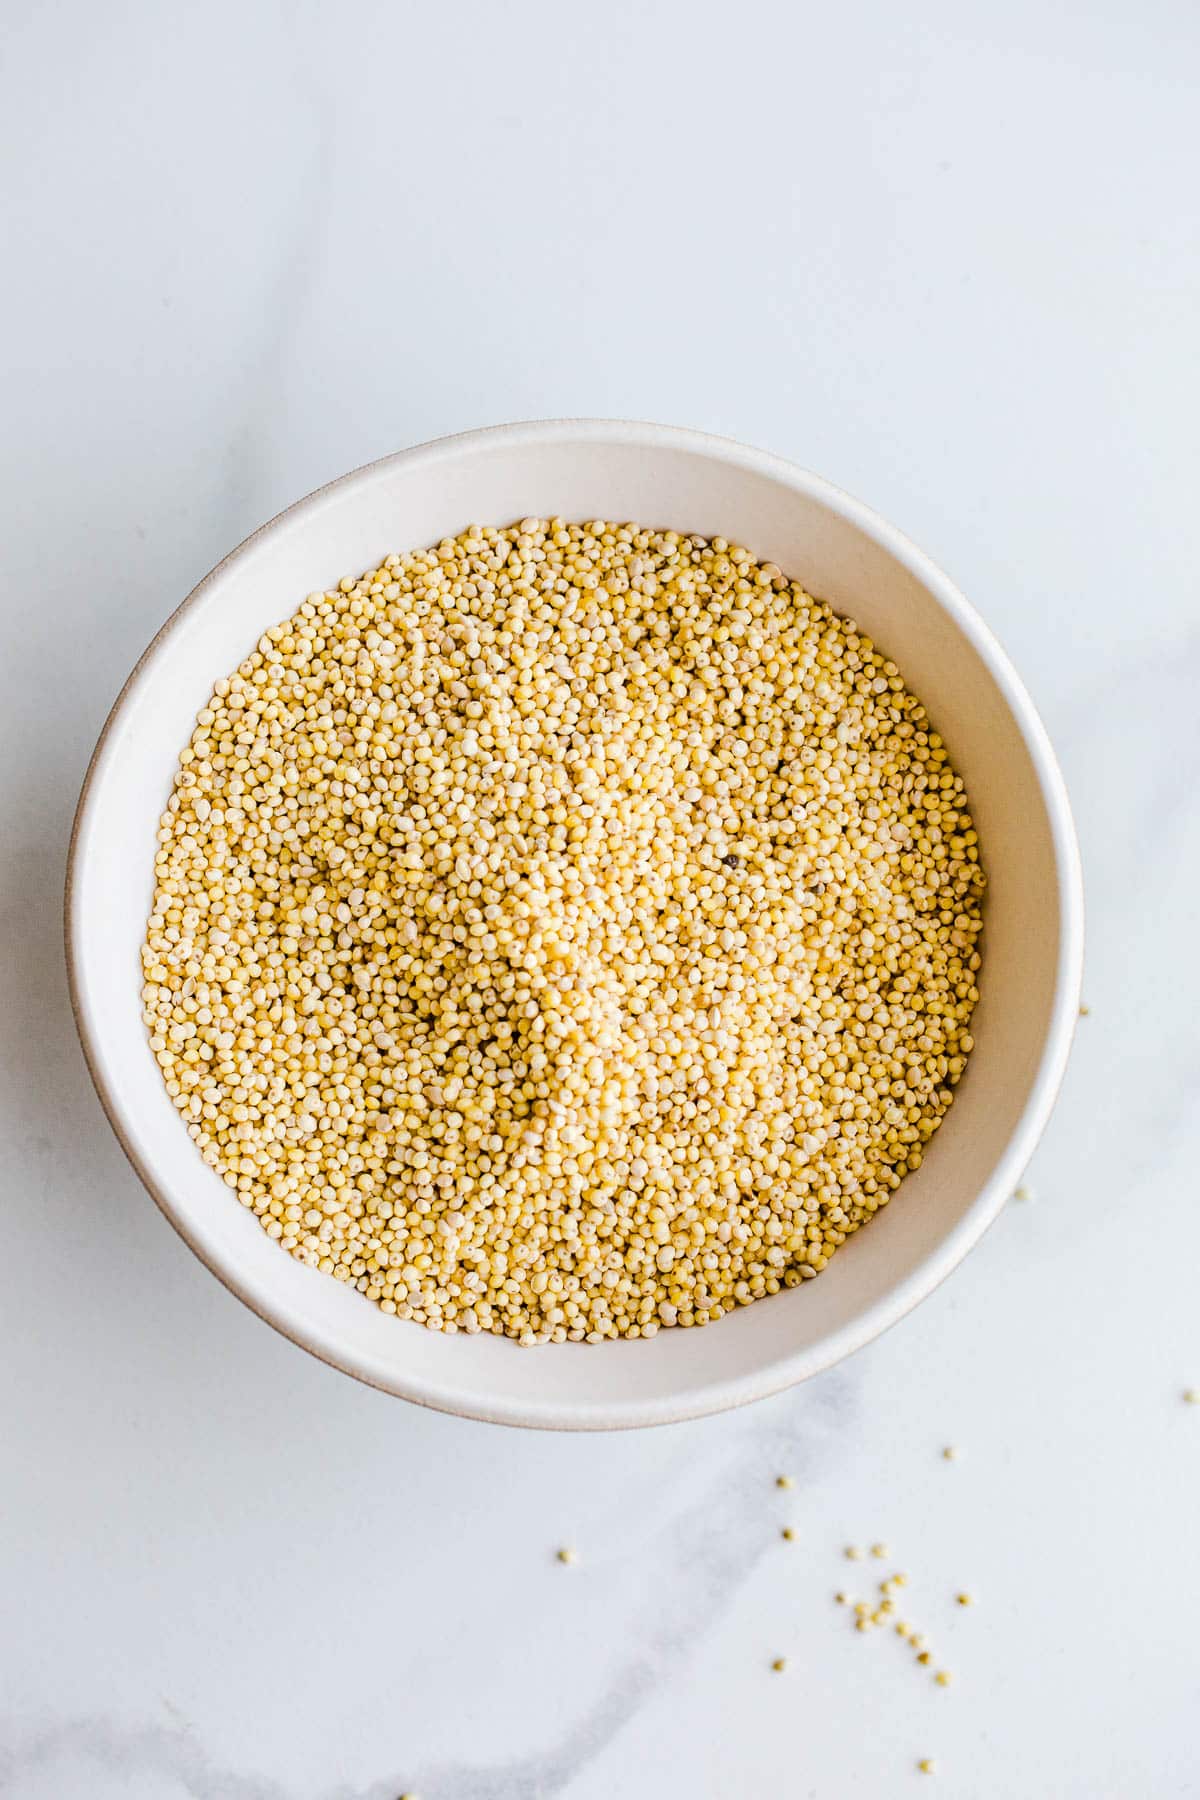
69, 424, 1080, 1427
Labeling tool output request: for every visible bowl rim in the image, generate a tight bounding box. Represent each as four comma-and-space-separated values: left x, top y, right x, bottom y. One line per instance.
65, 417, 1085, 1429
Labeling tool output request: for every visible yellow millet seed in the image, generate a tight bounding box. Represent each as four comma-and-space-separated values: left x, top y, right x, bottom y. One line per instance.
918, 1758, 935, 1774
141, 520, 985, 1344
871, 1542, 889, 1559
845, 1546, 864, 1562
956, 1592, 973, 1606
776, 1475, 795, 1490
781, 1526, 795, 1541
556, 1546, 578, 1565
935, 1670, 952, 1687
771, 1657, 788, 1672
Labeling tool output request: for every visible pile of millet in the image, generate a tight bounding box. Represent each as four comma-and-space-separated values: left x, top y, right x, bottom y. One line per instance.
141, 519, 984, 1344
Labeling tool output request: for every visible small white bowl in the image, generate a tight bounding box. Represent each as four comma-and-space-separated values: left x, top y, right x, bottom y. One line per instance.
66, 421, 1083, 1429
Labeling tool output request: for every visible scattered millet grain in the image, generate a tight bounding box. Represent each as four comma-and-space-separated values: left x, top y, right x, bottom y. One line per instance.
780, 1526, 795, 1541
556, 1547, 578, 1566
942, 1446, 960, 1462
776, 1475, 795, 1490
1013, 1185, 1033, 1202
771, 1657, 788, 1672
845, 1545, 864, 1561
141, 520, 984, 1344
918, 1760, 935, 1776
1079, 1003, 1090, 1016
871, 1542, 889, 1559
841, 1551, 963, 1695
1184, 1389, 1198, 1405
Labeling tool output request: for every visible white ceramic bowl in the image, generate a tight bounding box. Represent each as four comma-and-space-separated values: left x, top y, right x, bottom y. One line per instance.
67, 421, 1083, 1429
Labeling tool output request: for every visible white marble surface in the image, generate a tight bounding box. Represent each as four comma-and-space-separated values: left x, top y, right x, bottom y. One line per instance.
3, 2, 1199, 1795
